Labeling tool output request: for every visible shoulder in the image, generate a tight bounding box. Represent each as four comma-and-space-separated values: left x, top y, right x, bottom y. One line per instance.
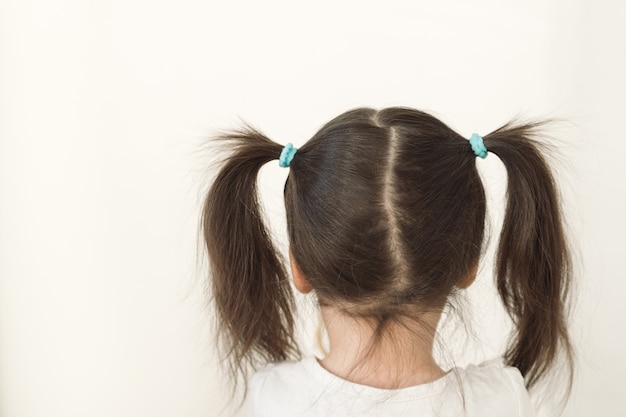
250, 357, 312, 390
242, 358, 319, 417
457, 358, 535, 417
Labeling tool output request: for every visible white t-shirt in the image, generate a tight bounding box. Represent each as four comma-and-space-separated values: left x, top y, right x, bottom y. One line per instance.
242, 356, 534, 417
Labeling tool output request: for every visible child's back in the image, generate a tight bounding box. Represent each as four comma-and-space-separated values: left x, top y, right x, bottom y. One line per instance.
244, 357, 532, 417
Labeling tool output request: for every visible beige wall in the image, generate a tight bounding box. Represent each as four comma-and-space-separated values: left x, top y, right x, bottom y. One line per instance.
0, 0, 623, 416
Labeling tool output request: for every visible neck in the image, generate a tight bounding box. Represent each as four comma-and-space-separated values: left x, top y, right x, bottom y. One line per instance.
318, 306, 446, 389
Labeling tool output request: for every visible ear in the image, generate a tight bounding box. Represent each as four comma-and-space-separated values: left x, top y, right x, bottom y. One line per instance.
457, 263, 479, 290
289, 248, 313, 294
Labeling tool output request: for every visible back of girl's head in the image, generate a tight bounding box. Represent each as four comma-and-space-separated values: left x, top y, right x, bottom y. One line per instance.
284, 108, 484, 313
200, 106, 574, 399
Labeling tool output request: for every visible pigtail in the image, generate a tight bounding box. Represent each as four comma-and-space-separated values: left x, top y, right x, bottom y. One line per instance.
200, 126, 299, 390
483, 120, 574, 390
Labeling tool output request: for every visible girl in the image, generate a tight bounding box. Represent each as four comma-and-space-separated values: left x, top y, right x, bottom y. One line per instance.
200, 107, 574, 416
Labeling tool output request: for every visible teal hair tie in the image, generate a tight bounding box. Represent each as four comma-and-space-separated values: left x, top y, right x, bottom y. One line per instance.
469, 133, 487, 159
279, 143, 298, 168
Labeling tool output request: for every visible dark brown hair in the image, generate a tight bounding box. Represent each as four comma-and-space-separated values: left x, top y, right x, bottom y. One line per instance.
200, 107, 574, 397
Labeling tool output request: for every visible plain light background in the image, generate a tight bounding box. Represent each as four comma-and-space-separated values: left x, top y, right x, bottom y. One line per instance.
1, 0, 624, 416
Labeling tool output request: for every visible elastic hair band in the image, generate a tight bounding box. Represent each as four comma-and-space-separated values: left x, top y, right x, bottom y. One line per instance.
469, 133, 487, 159
279, 143, 298, 168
